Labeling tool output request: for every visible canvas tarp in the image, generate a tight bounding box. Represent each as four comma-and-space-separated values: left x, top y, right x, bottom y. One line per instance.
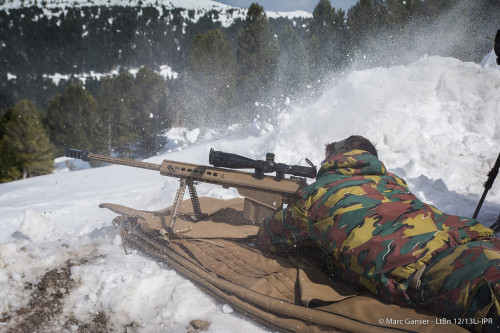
101, 197, 467, 333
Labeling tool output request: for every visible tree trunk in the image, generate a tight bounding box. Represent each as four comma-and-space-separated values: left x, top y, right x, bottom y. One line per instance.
107, 119, 112, 155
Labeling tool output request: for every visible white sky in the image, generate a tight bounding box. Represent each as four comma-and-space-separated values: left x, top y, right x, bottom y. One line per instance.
216, 0, 358, 12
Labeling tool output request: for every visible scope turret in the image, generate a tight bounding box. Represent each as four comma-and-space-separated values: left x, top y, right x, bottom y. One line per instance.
209, 148, 316, 179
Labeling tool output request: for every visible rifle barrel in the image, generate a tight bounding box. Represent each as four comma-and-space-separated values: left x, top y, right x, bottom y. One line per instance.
87, 153, 161, 171
64, 149, 161, 171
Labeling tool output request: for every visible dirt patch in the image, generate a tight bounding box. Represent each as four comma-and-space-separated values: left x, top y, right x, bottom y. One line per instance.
63, 311, 110, 333
1, 257, 112, 332
1, 256, 139, 332
4, 259, 79, 332
188, 319, 211, 332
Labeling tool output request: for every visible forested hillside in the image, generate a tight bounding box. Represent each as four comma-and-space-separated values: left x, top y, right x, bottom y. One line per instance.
0, 0, 498, 183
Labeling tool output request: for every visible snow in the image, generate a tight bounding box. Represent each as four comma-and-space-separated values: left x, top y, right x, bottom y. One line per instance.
1, 54, 500, 331
41, 65, 180, 86
158, 64, 178, 80
0, 0, 312, 23
161, 127, 203, 151
0, 0, 234, 11
42, 73, 70, 85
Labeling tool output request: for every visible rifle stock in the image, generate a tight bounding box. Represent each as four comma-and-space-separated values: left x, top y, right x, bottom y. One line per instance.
64, 149, 311, 226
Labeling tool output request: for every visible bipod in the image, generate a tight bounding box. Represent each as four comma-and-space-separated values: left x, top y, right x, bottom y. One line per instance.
473, 152, 500, 231
160, 177, 208, 236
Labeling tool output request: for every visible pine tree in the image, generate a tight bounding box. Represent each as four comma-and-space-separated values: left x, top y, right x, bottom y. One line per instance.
97, 72, 137, 156
276, 26, 310, 98
46, 85, 105, 153
236, 3, 278, 108
133, 66, 169, 156
0, 100, 54, 182
308, 0, 349, 76
347, 0, 388, 54
98, 68, 170, 157
188, 29, 238, 125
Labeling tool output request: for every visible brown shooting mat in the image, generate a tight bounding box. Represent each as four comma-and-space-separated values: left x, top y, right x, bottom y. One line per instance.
103, 197, 467, 333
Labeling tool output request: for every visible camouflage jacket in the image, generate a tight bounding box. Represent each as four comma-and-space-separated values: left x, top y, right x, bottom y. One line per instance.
257, 150, 494, 306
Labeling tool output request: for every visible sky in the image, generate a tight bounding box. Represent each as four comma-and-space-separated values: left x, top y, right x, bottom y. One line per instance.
216, 0, 358, 12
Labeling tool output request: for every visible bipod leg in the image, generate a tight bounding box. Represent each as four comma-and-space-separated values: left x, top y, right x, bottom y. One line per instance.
120, 226, 129, 255
186, 178, 203, 219
166, 178, 187, 230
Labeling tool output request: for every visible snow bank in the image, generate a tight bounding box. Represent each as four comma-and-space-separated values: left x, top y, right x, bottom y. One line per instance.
269, 56, 500, 207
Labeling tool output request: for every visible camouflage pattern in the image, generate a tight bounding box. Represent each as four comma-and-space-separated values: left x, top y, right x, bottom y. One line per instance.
257, 150, 498, 330
414, 238, 500, 332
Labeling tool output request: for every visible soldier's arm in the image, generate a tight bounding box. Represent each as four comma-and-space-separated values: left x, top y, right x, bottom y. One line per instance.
256, 199, 311, 253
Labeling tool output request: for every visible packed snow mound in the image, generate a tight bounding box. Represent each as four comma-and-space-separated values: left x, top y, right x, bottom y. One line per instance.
0, 54, 499, 332
12, 208, 60, 243
269, 56, 500, 206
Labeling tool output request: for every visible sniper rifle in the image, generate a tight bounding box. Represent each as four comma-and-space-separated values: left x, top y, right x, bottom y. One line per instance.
64, 148, 316, 229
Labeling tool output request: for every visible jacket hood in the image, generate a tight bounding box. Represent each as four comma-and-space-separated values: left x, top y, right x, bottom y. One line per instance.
317, 150, 387, 178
